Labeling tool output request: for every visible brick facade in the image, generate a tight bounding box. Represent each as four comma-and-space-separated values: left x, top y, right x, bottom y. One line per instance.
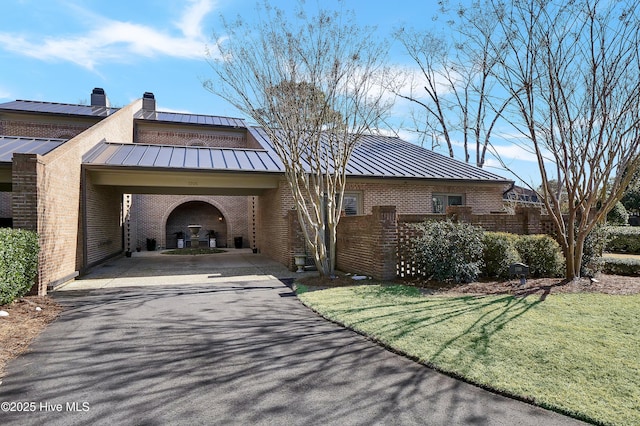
129, 194, 250, 250
2, 93, 518, 294
135, 123, 263, 149
1, 191, 12, 217
346, 180, 506, 215
5, 101, 140, 293
256, 180, 294, 267
83, 172, 123, 267
1, 117, 95, 139
336, 206, 398, 280
264, 177, 508, 275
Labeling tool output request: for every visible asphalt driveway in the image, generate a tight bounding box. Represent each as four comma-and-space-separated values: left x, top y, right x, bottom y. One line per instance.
0, 253, 584, 425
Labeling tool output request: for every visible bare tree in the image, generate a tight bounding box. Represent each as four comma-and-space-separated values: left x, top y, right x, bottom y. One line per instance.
487, 0, 640, 279
393, 4, 510, 168
203, 1, 390, 276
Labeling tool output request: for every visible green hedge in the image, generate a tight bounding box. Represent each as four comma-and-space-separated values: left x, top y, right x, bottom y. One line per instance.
410, 220, 484, 283
482, 232, 522, 279
0, 228, 39, 305
605, 226, 640, 254
602, 257, 640, 276
514, 234, 565, 278
606, 201, 629, 226
410, 228, 608, 281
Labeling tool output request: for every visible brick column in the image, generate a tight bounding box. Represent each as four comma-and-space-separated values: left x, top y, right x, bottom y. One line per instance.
371, 205, 398, 280
287, 209, 306, 270
516, 206, 542, 234
11, 153, 46, 294
11, 154, 42, 231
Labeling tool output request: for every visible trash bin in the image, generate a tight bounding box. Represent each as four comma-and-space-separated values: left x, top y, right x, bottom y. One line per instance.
234, 237, 243, 249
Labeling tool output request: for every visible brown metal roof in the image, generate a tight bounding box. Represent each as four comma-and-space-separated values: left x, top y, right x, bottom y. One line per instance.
0, 136, 66, 163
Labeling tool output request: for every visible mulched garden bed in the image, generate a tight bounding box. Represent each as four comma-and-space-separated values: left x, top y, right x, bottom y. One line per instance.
298, 273, 640, 296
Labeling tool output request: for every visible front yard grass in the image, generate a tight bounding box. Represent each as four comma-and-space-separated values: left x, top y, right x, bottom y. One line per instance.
298, 285, 640, 425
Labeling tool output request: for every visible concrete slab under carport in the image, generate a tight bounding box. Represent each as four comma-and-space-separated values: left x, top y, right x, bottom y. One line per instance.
60, 249, 309, 291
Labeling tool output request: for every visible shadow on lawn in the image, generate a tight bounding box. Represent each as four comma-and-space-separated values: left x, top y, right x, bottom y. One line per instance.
328, 286, 542, 375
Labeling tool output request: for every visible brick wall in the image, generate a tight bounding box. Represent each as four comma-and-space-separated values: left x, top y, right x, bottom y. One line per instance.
256, 179, 293, 267
0, 118, 94, 139
83, 172, 123, 267
135, 123, 262, 149
345, 180, 506, 215
9, 100, 141, 294
129, 194, 250, 250
299, 204, 552, 281
259, 178, 510, 273
0, 192, 11, 217
336, 206, 397, 280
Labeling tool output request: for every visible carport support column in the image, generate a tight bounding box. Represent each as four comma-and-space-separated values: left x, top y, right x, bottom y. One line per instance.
12, 153, 47, 295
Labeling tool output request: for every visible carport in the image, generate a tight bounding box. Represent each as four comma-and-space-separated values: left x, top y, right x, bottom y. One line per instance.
81, 140, 285, 273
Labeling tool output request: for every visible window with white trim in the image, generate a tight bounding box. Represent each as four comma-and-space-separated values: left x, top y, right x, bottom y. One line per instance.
342, 191, 363, 216
432, 194, 464, 213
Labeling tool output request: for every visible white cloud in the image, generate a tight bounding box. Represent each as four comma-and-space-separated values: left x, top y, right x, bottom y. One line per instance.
176, 0, 215, 39
0, 0, 216, 70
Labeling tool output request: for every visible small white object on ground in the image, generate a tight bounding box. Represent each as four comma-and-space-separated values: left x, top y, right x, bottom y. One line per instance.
35, 306, 42, 312
0, 310, 9, 317
351, 275, 368, 280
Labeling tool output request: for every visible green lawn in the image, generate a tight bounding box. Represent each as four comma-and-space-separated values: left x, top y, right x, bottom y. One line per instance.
298, 285, 640, 425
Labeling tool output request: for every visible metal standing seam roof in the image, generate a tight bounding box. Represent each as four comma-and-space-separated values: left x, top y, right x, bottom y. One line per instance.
0, 100, 118, 117
248, 127, 510, 182
83, 142, 284, 172
1, 99, 509, 181
134, 109, 248, 127
0, 136, 67, 162
0, 100, 247, 127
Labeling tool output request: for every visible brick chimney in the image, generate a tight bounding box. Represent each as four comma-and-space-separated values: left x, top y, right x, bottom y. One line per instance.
142, 92, 156, 111
90, 87, 110, 107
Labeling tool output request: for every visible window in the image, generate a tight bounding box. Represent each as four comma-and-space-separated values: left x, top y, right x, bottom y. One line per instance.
342, 192, 363, 216
432, 194, 464, 213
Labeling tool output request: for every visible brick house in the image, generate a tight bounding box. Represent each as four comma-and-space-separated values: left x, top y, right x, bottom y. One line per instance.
0, 88, 513, 294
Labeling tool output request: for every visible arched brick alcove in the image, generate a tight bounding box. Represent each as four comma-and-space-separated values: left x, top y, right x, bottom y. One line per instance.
165, 201, 227, 248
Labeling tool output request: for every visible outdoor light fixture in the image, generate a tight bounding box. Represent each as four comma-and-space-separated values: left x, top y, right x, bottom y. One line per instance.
218, 216, 223, 222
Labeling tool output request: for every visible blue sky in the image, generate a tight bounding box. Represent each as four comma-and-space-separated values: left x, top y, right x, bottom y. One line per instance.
0, 0, 538, 185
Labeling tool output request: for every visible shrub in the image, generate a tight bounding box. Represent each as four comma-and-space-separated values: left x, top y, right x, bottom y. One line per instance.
606, 201, 629, 226
602, 257, 640, 276
514, 234, 565, 278
482, 232, 521, 279
410, 220, 484, 283
581, 225, 609, 277
605, 226, 640, 254
0, 228, 39, 305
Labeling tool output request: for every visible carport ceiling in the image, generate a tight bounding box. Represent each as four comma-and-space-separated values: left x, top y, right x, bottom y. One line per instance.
85, 167, 280, 195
